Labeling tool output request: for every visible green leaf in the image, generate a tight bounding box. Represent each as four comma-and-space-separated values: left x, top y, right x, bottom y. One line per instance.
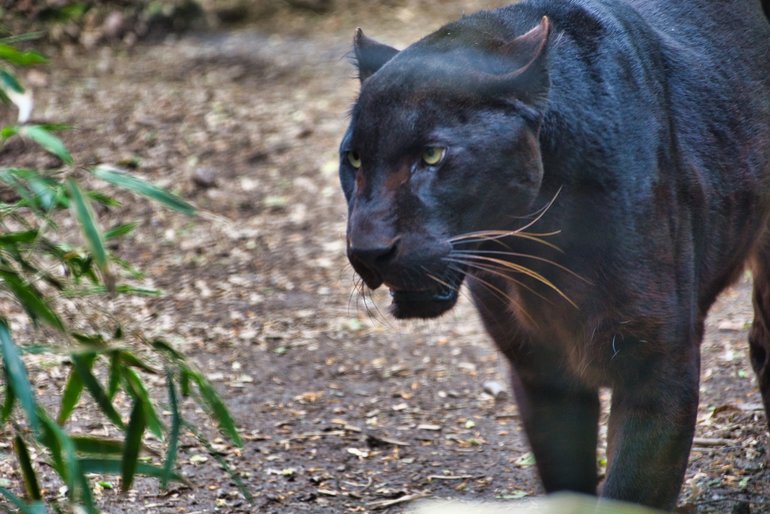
0, 45, 48, 66
0, 485, 30, 510
0, 269, 65, 331
71, 332, 106, 347
39, 412, 97, 513
118, 350, 159, 375
0, 230, 38, 246
121, 399, 146, 491
86, 190, 121, 208
62, 284, 161, 298
0, 69, 23, 93
14, 433, 42, 501
0, 167, 66, 212
161, 374, 181, 489
179, 368, 191, 397
122, 367, 164, 438
72, 435, 124, 456
37, 415, 66, 482
0, 320, 39, 435
92, 165, 196, 216
19, 125, 72, 164
66, 179, 108, 277
111, 255, 145, 280
105, 222, 137, 240
79, 458, 182, 481
23, 503, 48, 514
151, 339, 184, 361
0, 125, 19, 139
0, 33, 45, 46
26, 175, 63, 211
187, 368, 242, 446
71, 353, 125, 429
57, 353, 97, 424
39, 4, 88, 22
108, 352, 120, 400
1, 373, 15, 422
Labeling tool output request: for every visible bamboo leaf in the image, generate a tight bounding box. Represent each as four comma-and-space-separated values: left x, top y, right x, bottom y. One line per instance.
39, 412, 97, 513
0, 488, 46, 514
92, 165, 196, 216
0, 270, 64, 331
0, 485, 29, 510
104, 222, 137, 240
0, 125, 19, 139
25, 174, 62, 211
66, 179, 108, 276
0, 69, 23, 93
0, 32, 44, 46
37, 415, 66, 482
22, 502, 48, 514
58, 369, 84, 425
71, 435, 124, 456
19, 125, 72, 164
57, 353, 97, 424
86, 190, 121, 208
180, 368, 191, 397
122, 367, 164, 438
187, 368, 242, 446
1, 372, 15, 422
107, 351, 120, 400
38, 412, 78, 491
0, 230, 38, 245
0, 320, 39, 435
121, 399, 146, 491
79, 458, 182, 481
161, 374, 181, 489
71, 332, 106, 347
2, 167, 64, 212
71, 353, 125, 429
0, 45, 48, 66
117, 350, 159, 374
151, 339, 184, 361
14, 433, 42, 501
62, 284, 161, 298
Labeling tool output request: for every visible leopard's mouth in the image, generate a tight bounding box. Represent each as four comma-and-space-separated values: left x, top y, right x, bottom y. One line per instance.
386, 274, 463, 319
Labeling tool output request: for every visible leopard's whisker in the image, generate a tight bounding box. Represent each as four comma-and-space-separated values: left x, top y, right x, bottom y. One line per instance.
422, 269, 456, 291
449, 187, 562, 247
446, 262, 538, 327
444, 256, 552, 305
451, 249, 591, 284
450, 230, 564, 252
510, 185, 562, 233
447, 254, 576, 308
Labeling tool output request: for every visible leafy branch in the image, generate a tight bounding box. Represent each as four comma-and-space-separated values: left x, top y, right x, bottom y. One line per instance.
0, 38, 245, 513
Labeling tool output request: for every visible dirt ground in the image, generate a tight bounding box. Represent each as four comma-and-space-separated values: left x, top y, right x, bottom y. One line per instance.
4, 2, 770, 513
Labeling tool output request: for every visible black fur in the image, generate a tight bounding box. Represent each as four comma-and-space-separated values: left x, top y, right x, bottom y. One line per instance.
340, 0, 770, 510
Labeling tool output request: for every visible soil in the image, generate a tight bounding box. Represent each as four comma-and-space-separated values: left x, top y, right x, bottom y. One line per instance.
3, 2, 770, 513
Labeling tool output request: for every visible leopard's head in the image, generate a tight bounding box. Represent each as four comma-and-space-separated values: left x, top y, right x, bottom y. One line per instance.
340, 16, 552, 319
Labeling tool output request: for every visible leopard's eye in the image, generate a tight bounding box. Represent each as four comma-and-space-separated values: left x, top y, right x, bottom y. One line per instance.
347, 151, 362, 169
422, 146, 446, 166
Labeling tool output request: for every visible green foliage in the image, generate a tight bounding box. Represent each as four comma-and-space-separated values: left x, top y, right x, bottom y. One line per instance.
0, 40, 244, 511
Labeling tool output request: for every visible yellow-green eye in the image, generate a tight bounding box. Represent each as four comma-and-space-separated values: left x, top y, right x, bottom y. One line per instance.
347, 151, 362, 169
422, 146, 446, 166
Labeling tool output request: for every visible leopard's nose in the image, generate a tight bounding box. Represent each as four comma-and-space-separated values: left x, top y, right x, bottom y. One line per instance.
348, 238, 400, 288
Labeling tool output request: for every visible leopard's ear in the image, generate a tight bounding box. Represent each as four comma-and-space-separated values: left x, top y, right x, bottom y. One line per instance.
353, 28, 399, 83
483, 16, 552, 105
